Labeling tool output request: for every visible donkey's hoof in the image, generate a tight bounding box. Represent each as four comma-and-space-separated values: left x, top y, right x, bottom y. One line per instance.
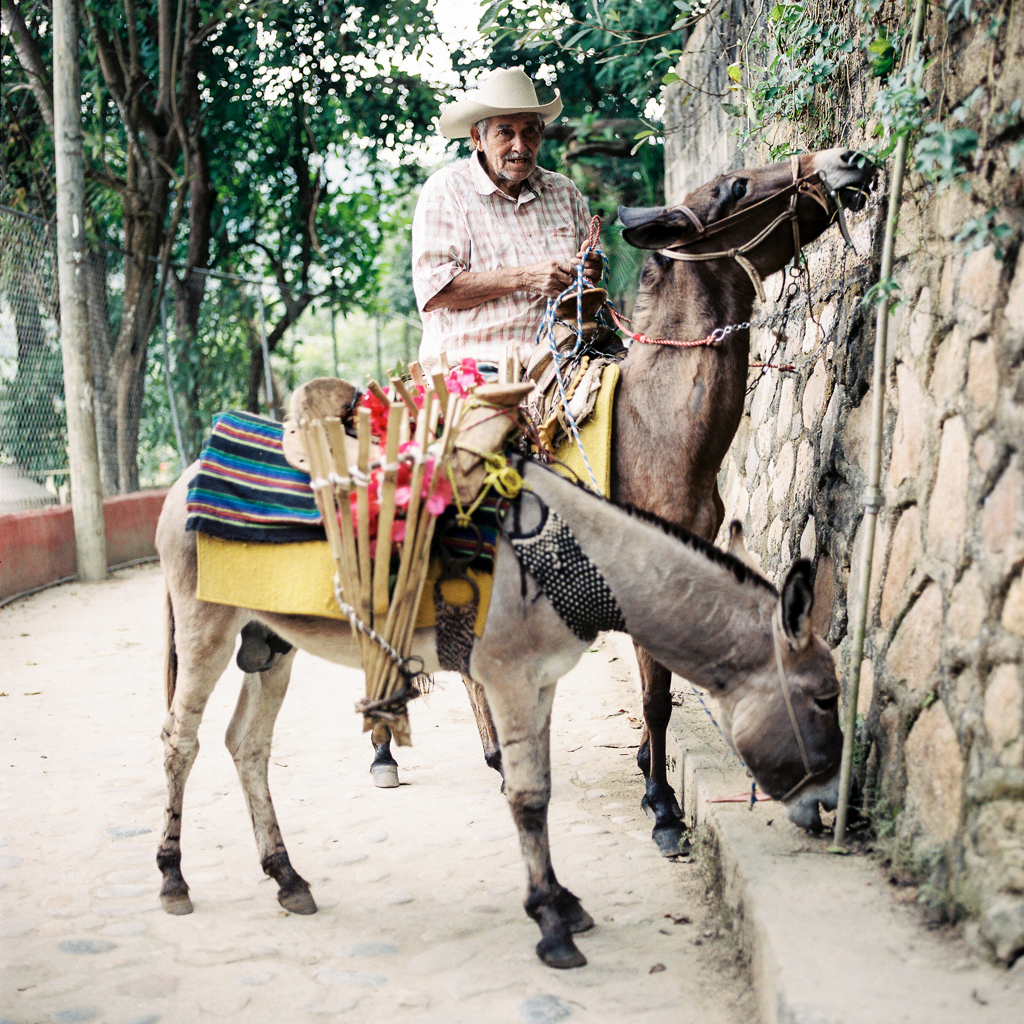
278, 887, 317, 915
536, 935, 587, 969
554, 890, 594, 934
371, 764, 400, 788
653, 824, 686, 857
160, 891, 194, 915
563, 903, 594, 935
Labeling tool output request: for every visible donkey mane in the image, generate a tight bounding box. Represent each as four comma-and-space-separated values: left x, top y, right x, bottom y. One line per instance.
524, 457, 777, 597
618, 501, 778, 596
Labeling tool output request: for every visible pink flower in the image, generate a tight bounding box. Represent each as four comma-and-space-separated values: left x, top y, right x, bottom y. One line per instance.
445, 357, 485, 398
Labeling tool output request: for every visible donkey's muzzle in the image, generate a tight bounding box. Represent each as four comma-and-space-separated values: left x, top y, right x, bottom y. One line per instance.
783, 771, 840, 833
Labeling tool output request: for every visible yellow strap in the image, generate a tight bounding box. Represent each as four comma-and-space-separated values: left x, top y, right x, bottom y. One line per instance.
448, 451, 526, 527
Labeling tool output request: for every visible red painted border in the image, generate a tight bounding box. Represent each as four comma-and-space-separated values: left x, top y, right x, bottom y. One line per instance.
0, 490, 168, 602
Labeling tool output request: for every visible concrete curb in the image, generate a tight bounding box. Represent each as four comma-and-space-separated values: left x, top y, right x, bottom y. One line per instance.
668, 692, 1024, 1024
609, 634, 1023, 1023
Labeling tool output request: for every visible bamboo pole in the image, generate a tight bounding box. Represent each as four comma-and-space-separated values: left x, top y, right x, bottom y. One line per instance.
304, 420, 365, 658
431, 372, 450, 410
354, 407, 373, 631
322, 417, 366, 661
395, 393, 461, 661
372, 404, 404, 616
363, 404, 405, 691
390, 376, 419, 419
368, 391, 435, 720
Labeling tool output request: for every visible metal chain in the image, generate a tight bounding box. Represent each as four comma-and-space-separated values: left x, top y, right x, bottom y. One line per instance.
332, 576, 429, 693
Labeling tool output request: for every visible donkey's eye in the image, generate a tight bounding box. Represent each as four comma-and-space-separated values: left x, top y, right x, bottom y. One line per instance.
731, 178, 748, 200
814, 694, 838, 713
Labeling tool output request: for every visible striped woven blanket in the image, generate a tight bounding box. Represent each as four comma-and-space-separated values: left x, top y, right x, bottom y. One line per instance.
186, 411, 325, 543
186, 410, 501, 569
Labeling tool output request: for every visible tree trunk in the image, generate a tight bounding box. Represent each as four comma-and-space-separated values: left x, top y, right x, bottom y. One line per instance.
84, 247, 119, 493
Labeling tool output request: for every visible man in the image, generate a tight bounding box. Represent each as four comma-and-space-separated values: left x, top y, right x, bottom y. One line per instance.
412, 67, 601, 375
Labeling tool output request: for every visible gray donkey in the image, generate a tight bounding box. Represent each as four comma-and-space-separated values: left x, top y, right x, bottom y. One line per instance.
156, 456, 843, 968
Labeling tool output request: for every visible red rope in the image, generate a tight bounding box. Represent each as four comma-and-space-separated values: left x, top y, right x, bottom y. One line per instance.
605, 305, 724, 349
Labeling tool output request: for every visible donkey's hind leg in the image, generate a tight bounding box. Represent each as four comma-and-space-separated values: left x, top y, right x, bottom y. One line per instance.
158, 601, 240, 915
225, 647, 316, 915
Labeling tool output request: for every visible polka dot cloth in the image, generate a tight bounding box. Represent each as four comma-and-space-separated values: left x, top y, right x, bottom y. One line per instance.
509, 505, 626, 642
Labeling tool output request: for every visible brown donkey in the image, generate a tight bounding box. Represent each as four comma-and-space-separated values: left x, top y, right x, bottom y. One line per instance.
368, 148, 873, 853
611, 147, 873, 853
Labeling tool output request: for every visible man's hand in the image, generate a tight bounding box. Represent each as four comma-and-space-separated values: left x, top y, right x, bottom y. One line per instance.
520, 259, 576, 298
424, 256, 598, 312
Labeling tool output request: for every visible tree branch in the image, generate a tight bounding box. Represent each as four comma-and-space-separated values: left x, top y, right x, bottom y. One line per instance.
0, 0, 54, 129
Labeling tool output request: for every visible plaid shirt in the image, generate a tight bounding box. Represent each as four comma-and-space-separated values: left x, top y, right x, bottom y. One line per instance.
412, 151, 592, 371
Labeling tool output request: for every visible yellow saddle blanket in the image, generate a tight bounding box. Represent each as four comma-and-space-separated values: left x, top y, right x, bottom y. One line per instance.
549, 362, 619, 496
197, 533, 493, 637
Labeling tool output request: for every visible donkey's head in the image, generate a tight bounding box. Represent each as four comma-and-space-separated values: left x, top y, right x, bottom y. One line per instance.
618, 148, 874, 287
714, 555, 844, 831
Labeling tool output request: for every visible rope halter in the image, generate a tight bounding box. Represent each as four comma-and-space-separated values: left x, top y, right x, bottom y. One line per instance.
653, 156, 845, 305
770, 604, 835, 803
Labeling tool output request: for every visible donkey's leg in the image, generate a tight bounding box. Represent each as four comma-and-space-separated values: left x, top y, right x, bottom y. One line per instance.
369, 722, 400, 789
461, 673, 503, 780
634, 644, 686, 857
224, 648, 316, 914
158, 602, 241, 915
485, 678, 590, 968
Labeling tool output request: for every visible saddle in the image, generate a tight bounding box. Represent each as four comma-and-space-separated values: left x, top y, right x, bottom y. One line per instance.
526, 288, 625, 453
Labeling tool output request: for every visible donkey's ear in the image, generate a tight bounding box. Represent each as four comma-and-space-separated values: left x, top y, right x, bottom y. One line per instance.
618, 205, 697, 250
779, 559, 814, 651
726, 521, 759, 571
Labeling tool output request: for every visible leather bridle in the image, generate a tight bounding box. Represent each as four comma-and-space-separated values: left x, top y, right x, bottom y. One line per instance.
654, 156, 855, 304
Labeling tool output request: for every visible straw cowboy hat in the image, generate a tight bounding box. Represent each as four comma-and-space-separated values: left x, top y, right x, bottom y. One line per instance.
438, 67, 563, 139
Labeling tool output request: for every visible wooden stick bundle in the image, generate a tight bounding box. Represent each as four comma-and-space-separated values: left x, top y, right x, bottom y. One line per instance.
299, 382, 463, 747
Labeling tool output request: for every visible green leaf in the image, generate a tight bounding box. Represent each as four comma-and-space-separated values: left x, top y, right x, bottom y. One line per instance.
727, 62, 742, 83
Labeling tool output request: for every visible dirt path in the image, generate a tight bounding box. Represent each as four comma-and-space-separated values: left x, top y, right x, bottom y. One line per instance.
1, 563, 755, 1024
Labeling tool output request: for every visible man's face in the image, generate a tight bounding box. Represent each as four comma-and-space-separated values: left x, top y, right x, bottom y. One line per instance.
471, 113, 544, 191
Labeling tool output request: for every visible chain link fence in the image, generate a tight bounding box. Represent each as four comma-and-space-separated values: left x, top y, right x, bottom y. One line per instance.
0, 206, 275, 513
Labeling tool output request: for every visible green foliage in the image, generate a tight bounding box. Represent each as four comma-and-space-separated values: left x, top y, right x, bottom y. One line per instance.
862, 275, 902, 311
2, 0, 447, 483
944, 0, 980, 24
912, 88, 983, 188
748, 2, 854, 133
868, 52, 929, 160
725, 1, 856, 157
866, 30, 897, 78
469, 0, 692, 129
913, 124, 980, 187
954, 209, 1017, 260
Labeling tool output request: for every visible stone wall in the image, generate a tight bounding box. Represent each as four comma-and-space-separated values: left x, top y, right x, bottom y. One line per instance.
665, 2, 1024, 963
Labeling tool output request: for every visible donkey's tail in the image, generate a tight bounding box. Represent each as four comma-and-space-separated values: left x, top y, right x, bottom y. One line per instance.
164, 590, 178, 710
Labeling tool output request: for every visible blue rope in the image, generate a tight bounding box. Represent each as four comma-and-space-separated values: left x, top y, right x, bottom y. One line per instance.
533, 238, 612, 495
